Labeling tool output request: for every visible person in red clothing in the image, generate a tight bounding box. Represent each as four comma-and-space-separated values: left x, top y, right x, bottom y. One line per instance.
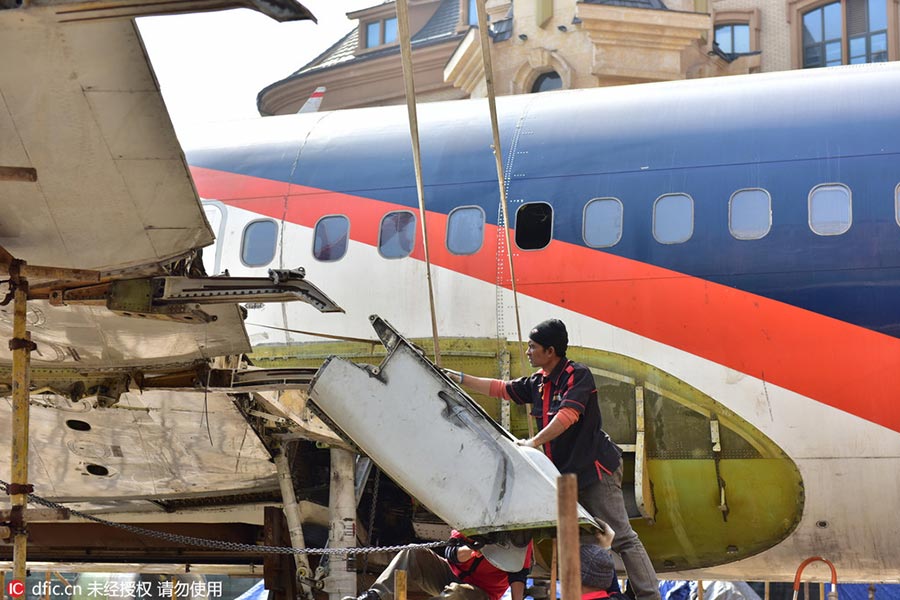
348, 530, 532, 600
447, 319, 659, 600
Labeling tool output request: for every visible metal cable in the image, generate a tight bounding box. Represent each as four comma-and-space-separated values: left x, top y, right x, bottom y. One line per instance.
473, 0, 534, 437
0, 479, 444, 556
396, 0, 442, 367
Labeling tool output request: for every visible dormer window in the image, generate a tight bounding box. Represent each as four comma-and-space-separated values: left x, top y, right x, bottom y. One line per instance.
468, 0, 478, 25
365, 16, 398, 48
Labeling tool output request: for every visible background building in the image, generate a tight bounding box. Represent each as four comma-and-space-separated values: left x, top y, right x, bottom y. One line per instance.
257, 0, 898, 114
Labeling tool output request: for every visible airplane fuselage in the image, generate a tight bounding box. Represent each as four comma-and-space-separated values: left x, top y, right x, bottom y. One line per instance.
184, 63, 900, 582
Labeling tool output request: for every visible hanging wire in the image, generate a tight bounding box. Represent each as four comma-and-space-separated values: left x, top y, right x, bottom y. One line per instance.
473, 0, 534, 436
396, 0, 443, 367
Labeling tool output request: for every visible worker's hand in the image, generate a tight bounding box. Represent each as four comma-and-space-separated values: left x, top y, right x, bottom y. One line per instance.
441, 368, 463, 384
456, 546, 479, 562
594, 523, 615, 550
515, 438, 537, 448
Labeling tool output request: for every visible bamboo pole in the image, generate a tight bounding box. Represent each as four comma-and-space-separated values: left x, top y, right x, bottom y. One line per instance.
549, 540, 558, 600
472, 0, 532, 437
557, 474, 581, 600
395, 570, 407, 600
395, 0, 442, 366
11, 281, 32, 584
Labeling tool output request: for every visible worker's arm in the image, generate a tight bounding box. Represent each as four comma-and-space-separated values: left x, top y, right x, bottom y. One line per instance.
446, 370, 499, 397
515, 408, 579, 448
509, 581, 526, 600
506, 558, 530, 600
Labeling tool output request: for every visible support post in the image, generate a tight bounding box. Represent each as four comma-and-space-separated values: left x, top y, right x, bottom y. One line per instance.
557, 474, 581, 600
10, 280, 32, 584
327, 447, 357, 600
274, 449, 312, 579
549, 540, 558, 600
395, 570, 407, 600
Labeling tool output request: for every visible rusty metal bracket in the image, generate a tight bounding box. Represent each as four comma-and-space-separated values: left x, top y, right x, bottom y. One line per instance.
3, 505, 25, 536
8, 338, 37, 352
7, 258, 24, 282
0, 260, 25, 305
5, 483, 34, 496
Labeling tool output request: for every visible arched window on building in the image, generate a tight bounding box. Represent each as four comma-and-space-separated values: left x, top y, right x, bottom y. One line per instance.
801, 0, 888, 67
531, 71, 562, 93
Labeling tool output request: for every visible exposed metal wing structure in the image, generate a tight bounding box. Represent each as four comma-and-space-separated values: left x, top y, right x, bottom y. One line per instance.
0, 0, 323, 371
0, 0, 342, 576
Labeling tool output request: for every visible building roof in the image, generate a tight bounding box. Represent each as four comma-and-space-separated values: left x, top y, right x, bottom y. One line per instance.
582, 0, 668, 11
291, 0, 465, 78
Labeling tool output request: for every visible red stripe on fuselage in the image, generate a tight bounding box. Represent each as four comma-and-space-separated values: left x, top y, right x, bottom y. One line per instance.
191, 166, 900, 434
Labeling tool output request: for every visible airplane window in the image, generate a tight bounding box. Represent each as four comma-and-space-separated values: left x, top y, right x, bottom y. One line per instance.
894, 183, 900, 228
241, 219, 278, 267
446, 206, 485, 255
313, 215, 350, 262
809, 183, 851, 235
729, 189, 772, 240
379, 211, 417, 258
583, 198, 623, 248
201, 201, 224, 275
515, 202, 553, 250
653, 193, 694, 244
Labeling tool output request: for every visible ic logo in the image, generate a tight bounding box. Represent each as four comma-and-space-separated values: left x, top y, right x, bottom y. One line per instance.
6, 579, 25, 597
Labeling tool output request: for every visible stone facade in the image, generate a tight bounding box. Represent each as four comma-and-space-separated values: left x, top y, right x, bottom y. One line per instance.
257, 0, 900, 114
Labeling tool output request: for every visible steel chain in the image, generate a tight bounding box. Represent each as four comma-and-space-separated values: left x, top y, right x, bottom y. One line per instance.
361, 466, 381, 574
0, 479, 445, 556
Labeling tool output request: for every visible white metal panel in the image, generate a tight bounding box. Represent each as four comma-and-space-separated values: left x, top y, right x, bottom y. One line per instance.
0, 7, 210, 270
0, 301, 249, 366
309, 317, 598, 536
0, 390, 276, 503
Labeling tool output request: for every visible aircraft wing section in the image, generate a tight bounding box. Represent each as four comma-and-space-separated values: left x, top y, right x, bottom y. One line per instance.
0, 0, 312, 272
309, 316, 600, 539
0, 302, 249, 367
0, 390, 277, 502
0, 0, 321, 368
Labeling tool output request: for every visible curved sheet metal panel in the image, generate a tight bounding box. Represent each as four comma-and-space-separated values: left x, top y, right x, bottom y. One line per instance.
309, 316, 599, 537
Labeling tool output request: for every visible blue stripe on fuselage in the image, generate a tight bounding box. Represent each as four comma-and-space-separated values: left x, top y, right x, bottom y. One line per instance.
187, 65, 900, 336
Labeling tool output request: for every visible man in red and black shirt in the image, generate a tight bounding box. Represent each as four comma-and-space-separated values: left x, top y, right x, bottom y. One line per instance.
449, 319, 659, 600
349, 530, 532, 600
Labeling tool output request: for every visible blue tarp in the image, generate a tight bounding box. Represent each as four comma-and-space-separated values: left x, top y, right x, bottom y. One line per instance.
504, 579, 900, 600
234, 581, 266, 600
